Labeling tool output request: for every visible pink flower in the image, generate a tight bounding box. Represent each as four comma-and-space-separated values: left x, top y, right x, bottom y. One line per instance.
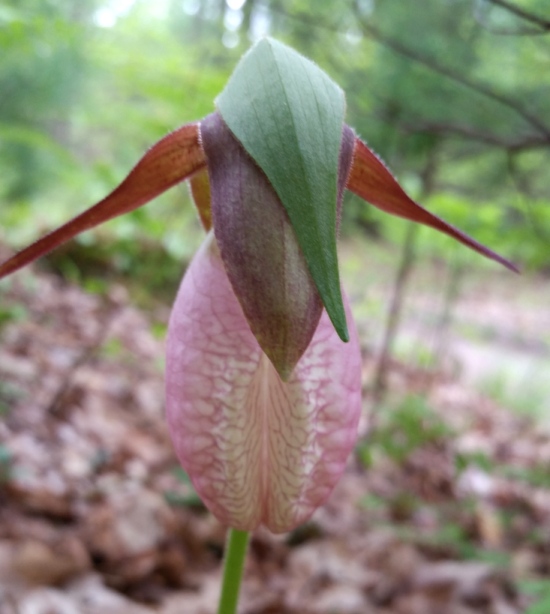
0, 62, 515, 534
164, 114, 362, 532
166, 234, 362, 532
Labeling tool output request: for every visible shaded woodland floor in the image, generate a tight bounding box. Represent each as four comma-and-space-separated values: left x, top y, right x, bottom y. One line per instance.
0, 246, 549, 614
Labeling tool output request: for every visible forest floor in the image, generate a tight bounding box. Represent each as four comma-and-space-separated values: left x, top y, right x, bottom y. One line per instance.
0, 240, 549, 614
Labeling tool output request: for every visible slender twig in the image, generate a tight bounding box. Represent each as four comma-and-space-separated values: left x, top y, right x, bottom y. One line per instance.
474, 0, 549, 37
371, 145, 440, 401
371, 221, 419, 402
506, 152, 550, 244
269, 1, 550, 138
428, 255, 465, 389
486, 0, 550, 31
398, 120, 549, 152
351, 6, 550, 138
367, 94, 549, 154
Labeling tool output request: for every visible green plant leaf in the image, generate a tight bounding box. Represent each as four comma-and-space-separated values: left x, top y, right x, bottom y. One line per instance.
216, 38, 349, 342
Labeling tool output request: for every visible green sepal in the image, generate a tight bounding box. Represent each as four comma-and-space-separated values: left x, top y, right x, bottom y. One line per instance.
216, 38, 349, 342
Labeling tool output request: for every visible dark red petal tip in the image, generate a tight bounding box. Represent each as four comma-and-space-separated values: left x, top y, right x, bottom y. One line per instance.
347, 137, 519, 274
0, 123, 206, 280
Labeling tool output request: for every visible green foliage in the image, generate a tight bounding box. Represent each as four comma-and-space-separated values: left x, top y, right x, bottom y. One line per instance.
0, 381, 23, 416
360, 487, 512, 565
454, 450, 494, 475
43, 232, 190, 305
165, 466, 204, 508
0, 445, 12, 483
422, 193, 550, 271
358, 395, 453, 468
0, 302, 27, 328
501, 463, 550, 490
0, 0, 93, 201
479, 371, 549, 419
521, 580, 550, 614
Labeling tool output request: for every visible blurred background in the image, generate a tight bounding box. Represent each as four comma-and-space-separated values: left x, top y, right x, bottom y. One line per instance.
0, 1, 549, 612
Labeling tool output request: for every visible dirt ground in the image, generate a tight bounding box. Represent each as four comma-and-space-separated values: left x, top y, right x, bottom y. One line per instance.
0, 247, 549, 613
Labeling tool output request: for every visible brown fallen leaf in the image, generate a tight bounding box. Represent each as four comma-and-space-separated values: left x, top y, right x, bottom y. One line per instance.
12, 535, 90, 586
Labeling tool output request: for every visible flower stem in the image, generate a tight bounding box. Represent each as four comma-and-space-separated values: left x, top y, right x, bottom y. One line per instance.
217, 529, 250, 614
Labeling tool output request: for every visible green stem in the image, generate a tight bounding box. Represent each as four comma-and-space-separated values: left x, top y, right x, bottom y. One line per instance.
217, 529, 250, 614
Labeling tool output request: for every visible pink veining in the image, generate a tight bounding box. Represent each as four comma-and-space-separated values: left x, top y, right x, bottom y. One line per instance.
165, 235, 362, 533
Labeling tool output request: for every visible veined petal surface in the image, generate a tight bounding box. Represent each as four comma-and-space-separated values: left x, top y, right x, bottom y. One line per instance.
166, 235, 362, 533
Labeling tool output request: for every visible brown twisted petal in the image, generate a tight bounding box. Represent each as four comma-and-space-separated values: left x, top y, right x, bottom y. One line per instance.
347, 136, 519, 273
0, 123, 206, 279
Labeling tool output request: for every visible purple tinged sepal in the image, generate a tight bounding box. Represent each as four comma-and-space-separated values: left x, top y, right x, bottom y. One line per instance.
200, 113, 355, 380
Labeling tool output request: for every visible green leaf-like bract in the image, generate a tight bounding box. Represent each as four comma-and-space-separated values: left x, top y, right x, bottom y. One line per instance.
216, 38, 349, 342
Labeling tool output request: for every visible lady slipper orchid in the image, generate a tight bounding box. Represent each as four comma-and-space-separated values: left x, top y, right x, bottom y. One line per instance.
0, 39, 517, 534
